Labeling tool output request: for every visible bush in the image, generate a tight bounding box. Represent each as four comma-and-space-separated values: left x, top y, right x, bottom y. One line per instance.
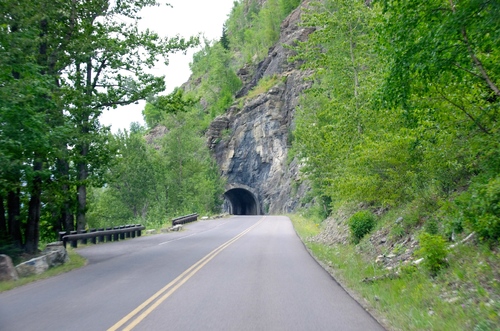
417, 232, 449, 275
459, 175, 500, 243
349, 210, 376, 243
424, 219, 439, 235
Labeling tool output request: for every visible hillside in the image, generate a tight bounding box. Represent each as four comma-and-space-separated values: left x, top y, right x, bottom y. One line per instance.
174, 0, 500, 329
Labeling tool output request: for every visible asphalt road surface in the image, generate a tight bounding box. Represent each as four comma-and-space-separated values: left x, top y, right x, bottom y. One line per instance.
0, 216, 385, 331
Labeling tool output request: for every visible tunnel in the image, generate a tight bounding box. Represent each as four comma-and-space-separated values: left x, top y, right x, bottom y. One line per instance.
224, 188, 261, 215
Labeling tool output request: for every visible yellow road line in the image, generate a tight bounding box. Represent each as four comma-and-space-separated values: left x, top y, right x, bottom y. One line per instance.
108, 217, 265, 331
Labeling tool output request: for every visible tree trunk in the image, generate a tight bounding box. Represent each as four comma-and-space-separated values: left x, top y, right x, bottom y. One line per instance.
7, 189, 22, 248
77, 147, 88, 231
25, 161, 43, 254
0, 195, 7, 240
56, 157, 74, 232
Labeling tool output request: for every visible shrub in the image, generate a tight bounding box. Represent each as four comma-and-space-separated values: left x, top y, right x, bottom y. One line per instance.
424, 219, 439, 235
416, 232, 449, 275
459, 176, 500, 243
348, 210, 376, 243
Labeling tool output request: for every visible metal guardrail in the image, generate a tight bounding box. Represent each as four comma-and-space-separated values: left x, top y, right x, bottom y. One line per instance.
172, 213, 198, 226
60, 224, 145, 248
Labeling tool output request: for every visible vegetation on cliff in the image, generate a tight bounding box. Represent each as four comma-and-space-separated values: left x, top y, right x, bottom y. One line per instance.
290, 0, 499, 329
293, 0, 500, 244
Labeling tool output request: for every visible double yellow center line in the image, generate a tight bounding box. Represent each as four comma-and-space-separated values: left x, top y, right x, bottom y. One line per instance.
108, 217, 265, 331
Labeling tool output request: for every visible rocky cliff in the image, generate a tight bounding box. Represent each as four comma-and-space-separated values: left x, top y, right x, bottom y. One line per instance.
206, 3, 314, 214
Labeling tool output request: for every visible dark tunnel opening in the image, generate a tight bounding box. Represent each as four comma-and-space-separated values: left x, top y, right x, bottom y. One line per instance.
224, 188, 261, 215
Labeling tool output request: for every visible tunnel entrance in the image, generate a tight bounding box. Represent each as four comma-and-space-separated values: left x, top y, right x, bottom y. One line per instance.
224, 188, 261, 215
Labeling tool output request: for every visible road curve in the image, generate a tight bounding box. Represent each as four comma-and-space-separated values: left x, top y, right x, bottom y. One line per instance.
0, 216, 384, 331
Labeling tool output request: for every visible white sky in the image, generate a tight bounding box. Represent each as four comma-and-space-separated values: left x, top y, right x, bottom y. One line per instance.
100, 0, 237, 132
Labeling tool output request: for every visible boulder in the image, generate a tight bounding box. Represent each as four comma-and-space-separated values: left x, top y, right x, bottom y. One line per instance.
16, 255, 49, 278
42, 242, 69, 268
0, 254, 19, 281
171, 224, 183, 232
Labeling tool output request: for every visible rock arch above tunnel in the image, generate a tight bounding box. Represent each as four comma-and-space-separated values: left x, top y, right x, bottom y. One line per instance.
224, 188, 261, 215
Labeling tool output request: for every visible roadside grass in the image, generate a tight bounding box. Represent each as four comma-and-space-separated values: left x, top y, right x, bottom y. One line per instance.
0, 249, 87, 293
289, 214, 500, 331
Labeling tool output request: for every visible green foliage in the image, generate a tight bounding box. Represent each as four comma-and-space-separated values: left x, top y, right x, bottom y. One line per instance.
459, 175, 500, 243
143, 88, 198, 128
348, 210, 376, 243
417, 233, 449, 275
226, 0, 301, 65
189, 41, 242, 118
245, 74, 282, 100
220, 23, 230, 50
292, 0, 389, 207
424, 219, 439, 235
290, 0, 500, 248
87, 114, 225, 229
0, 0, 198, 251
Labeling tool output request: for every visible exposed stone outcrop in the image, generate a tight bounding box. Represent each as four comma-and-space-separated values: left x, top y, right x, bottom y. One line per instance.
207, 3, 314, 214
145, 125, 168, 148
0, 254, 18, 281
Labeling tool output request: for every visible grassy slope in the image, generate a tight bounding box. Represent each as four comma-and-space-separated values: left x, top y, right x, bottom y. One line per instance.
290, 213, 500, 331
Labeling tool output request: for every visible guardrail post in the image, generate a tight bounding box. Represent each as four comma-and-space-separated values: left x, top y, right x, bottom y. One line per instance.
80, 230, 87, 245
113, 227, 119, 241
70, 231, 78, 248
90, 229, 97, 244
98, 228, 105, 243
106, 227, 112, 241
131, 225, 136, 238
59, 231, 67, 242
125, 225, 131, 238
136, 224, 142, 237
119, 226, 125, 240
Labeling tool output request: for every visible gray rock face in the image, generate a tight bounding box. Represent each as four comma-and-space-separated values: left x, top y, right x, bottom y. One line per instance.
0, 254, 19, 281
15, 255, 49, 278
207, 3, 314, 214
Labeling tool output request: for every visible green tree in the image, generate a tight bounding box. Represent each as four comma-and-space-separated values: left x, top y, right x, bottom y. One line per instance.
143, 88, 198, 128
379, 0, 500, 173
292, 0, 386, 206
157, 112, 225, 216
189, 41, 242, 118
0, 0, 63, 252
57, 0, 197, 231
0, 0, 198, 253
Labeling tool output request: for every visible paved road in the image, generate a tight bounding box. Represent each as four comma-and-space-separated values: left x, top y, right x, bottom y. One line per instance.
0, 216, 384, 330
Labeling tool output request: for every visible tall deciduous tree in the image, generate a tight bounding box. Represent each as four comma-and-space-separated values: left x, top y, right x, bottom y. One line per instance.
292, 0, 387, 206
1, 0, 198, 252
57, 0, 197, 231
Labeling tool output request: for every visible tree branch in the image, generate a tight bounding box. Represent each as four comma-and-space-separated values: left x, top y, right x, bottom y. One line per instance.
461, 28, 500, 97
437, 89, 491, 134
92, 58, 107, 90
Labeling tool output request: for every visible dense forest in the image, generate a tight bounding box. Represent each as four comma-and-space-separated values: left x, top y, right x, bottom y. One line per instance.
0, 0, 199, 254
292, 0, 500, 245
1, 0, 499, 260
